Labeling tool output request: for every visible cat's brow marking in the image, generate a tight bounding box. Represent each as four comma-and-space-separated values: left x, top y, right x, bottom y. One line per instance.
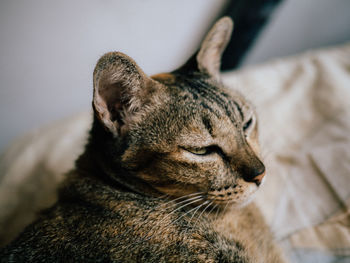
233, 101, 244, 120
180, 77, 242, 127
202, 116, 213, 136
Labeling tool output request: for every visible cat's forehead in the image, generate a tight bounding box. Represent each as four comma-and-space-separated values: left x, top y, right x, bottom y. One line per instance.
144, 73, 255, 149
159, 74, 253, 121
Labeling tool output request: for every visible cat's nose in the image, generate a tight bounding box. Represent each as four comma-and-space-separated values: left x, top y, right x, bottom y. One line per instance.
241, 163, 265, 186
252, 170, 265, 186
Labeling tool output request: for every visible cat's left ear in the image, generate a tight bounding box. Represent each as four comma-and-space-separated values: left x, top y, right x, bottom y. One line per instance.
92, 52, 158, 136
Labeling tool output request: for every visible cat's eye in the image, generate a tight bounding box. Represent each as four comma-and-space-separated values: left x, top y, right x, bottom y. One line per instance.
243, 117, 253, 131
186, 147, 208, 155
183, 145, 223, 157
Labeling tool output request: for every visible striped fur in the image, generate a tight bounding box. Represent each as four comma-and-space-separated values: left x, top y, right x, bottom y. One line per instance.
0, 17, 285, 262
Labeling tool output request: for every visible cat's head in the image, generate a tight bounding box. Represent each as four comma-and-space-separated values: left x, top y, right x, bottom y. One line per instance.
91, 17, 265, 208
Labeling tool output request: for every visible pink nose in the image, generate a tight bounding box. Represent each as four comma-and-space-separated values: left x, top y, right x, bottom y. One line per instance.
241, 163, 266, 186
253, 172, 265, 186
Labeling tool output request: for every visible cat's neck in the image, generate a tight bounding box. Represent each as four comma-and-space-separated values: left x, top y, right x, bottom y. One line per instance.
75, 121, 162, 198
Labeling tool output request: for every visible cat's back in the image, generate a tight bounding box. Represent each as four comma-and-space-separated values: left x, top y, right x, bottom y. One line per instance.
1, 172, 250, 263
0, 172, 133, 262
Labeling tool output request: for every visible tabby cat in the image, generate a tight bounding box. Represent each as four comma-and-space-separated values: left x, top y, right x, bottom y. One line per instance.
0, 17, 285, 262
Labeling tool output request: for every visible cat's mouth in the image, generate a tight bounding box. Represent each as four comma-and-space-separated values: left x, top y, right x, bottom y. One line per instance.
206, 180, 258, 207
153, 178, 259, 212
155, 182, 257, 220
208, 183, 242, 197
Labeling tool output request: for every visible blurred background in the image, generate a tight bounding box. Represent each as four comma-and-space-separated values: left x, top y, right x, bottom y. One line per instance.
1, 0, 350, 154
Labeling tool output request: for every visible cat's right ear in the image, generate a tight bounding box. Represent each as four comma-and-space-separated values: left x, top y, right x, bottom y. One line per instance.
92, 52, 156, 136
197, 17, 233, 79
175, 17, 233, 80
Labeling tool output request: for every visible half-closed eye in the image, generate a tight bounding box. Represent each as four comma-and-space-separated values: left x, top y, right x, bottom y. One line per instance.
185, 147, 209, 155
243, 117, 253, 132
183, 145, 224, 157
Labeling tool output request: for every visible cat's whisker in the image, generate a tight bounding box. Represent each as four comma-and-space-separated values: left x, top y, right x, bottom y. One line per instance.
222, 199, 230, 216
194, 201, 213, 227
168, 201, 210, 229
214, 203, 222, 222
159, 194, 204, 212
207, 203, 218, 217
158, 192, 204, 209
158, 196, 204, 221
189, 200, 210, 223
139, 196, 204, 242
212, 199, 233, 223
120, 193, 205, 245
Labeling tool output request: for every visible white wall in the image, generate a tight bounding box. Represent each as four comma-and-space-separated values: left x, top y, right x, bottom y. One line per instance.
244, 0, 350, 65
1, 0, 350, 154
0, 0, 227, 153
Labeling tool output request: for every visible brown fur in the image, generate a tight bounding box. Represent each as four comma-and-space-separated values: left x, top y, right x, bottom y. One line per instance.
0, 17, 286, 262
151, 73, 177, 84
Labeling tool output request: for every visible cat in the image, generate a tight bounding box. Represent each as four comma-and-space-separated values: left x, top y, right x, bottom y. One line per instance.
0, 17, 285, 262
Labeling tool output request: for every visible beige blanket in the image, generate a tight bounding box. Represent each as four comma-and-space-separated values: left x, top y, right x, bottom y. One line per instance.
1, 43, 350, 262
224, 44, 350, 262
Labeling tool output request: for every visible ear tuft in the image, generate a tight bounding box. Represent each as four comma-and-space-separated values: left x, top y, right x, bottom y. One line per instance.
197, 17, 233, 79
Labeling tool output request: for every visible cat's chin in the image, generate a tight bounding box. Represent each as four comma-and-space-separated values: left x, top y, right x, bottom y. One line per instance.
218, 193, 256, 209
214, 190, 258, 213
230, 191, 257, 209
235, 181, 260, 207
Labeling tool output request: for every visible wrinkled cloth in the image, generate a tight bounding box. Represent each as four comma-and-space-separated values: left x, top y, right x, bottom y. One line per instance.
224, 43, 350, 262
1, 43, 350, 262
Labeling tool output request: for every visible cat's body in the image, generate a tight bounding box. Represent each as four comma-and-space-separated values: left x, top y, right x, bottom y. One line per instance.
1, 173, 281, 262
0, 17, 285, 262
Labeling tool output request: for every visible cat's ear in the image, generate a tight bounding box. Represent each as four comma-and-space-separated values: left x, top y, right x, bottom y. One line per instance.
93, 52, 156, 135
176, 17, 233, 79
197, 17, 233, 79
